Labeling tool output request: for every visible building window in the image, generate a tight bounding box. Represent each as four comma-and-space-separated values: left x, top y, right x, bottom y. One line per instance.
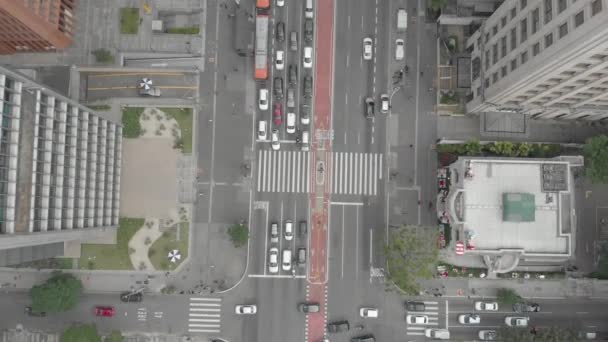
521, 0, 528, 9
559, 22, 568, 38
554, 113, 567, 119
511, 59, 518, 70
485, 32, 490, 43
511, 7, 517, 19
501, 16, 507, 27
592, 0, 602, 15
502, 65, 507, 76
485, 78, 490, 88
493, 72, 499, 83
532, 8, 540, 33
574, 10, 584, 27
533, 42, 541, 56
511, 28, 517, 50
493, 44, 498, 64
545, 32, 554, 47
501, 36, 507, 57
544, 0, 553, 23
557, 0, 567, 13
493, 26, 498, 35
521, 18, 528, 41
485, 50, 491, 70
521, 51, 528, 64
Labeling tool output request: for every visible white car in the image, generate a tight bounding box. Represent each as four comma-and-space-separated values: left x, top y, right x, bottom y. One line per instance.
380, 94, 389, 114
268, 247, 279, 273
478, 330, 497, 340
475, 301, 498, 311
257, 120, 267, 140
259, 88, 269, 111
271, 129, 280, 150
235, 305, 257, 315
458, 314, 481, 324
303, 47, 313, 68
276, 50, 285, 70
363, 37, 373, 60
425, 329, 451, 340
395, 38, 404, 60
505, 316, 529, 327
284, 220, 293, 240
277, 0, 285, 6
406, 314, 428, 325
286, 112, 296, 134
359, 307, 378, 318
282, 249, 292, 271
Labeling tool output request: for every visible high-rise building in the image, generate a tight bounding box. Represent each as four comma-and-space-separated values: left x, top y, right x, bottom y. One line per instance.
466, 0, 608, 120
0, 0, 76, 55
0, 65, 121, 266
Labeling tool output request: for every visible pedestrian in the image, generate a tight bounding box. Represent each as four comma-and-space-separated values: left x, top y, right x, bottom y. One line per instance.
409, 144, 413, 148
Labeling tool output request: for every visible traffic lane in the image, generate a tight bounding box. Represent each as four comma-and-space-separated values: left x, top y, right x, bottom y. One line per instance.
85, 72, 197, 101
249, 203, 269, 276
255, 278, 306, 342
331, 0, 352, 151
328, 204, 364, 281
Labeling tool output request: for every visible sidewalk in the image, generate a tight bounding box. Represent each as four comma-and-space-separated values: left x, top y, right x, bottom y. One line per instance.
418, 277, 608, 299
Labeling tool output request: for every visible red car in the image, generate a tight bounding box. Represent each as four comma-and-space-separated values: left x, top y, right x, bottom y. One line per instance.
95, 306, 115, 317
273, 103, 282, 126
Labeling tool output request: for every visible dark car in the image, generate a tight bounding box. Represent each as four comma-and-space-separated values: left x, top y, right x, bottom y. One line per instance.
299, 220, 308, 237
513, 302, 540, 313
25, 306, 46, 317
351, 335, 375, 342
120, 292, 143, 302
304, 19, 314, 42
327, 320, 350, 333
364, 97, 375, 118
405, 301, 426, 312
274, 77, 284, 99
276, 22, 285, 42
288, 64, 298, 86
303, 76, 313, 99
298, 302, 320, 313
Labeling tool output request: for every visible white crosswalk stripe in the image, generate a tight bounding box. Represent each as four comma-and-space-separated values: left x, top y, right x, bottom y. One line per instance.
256, 150, 383, 195
188, 297, 222, 333
406, 301, 440, 336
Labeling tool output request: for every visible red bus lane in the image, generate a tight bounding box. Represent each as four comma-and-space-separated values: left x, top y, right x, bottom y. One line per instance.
307, 0, 334, 341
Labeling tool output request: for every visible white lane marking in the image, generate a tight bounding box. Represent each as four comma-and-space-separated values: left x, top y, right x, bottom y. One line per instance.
363, 153, 368, 195
188, 329, 221, 333
355, 205, 360, 280
263, 200, 269, 275
346, 55, 350, 68
189, 318, 221, 323
348, 15, 351, 29
306, 151, 310, 192
446, 300, 449, 329
189, 308, 221, 312
189, 303, 221, 307
271, 150, 277, 192
189, 297, 222, 301
248, 274, 307, 278
282, 150, 287, 192
189, 313, 221, 317
354, 153, 359, 194
373, 153, 378, 195
330, 201, 364, 206
257, 149, 262, 192
341, 205, 345, 279
378, 153, 382, 180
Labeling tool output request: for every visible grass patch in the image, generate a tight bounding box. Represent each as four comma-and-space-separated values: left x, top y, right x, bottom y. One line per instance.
122, 107, 144, 138
91, 49, 115, 64
148, 223, 189, 270
79, 218, 143, 270
437, 263, 487, 278
120, 8, 140, 34
11, 258, 74, 270
158, 107, 193, 153
88, 104, 111, 111
167, 26, 200, 34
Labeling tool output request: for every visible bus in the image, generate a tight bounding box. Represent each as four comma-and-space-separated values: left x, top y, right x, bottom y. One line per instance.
256, 0, 270, 9
254, 13, 269, 80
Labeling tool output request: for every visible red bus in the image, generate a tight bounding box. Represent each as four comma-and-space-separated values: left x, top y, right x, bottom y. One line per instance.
256, 0, 270, 9
254, 13, 269, 80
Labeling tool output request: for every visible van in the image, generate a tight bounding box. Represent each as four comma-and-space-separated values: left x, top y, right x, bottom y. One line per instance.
297, 247, 306, 267
301, 131, 309, 151
257, 120, 267, 140
290, 31, 298, 51
305, 0, 314, 18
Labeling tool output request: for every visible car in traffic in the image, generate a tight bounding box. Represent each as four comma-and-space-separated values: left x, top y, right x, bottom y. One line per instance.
274, 77, 284, 99
327, 320, 350, 333
458, 313, 481, 324
287, 88, 296, 108
259, 88, 269, 110
286, 112, 296, 134
276, 50, 284, 70
364, 97, 374, 119
300, 104, 311, 124
298, 302, 320, 313
304, 19, 314, 42
24, 306, 46, 317
288, 64, 298, 86
270, 222, 279, 242
300, 130, 309, 151
425, 329, 450, 340
303, 46, 313, 68
505, 316, 529, 327
273, 102, 283, 125
380, 94, 389, 114
257, 120, 267, 140
359, 307, 378, 318
512, 302, 540, 313
235, 304, 257, 315
406, 314, 428, 325
271, 129, 280, 150
268, 247, 279, 273
395, 38, 404, 60
277, 0, 284, 6
299, 220, 308, 236
351, 335, 375, 342
276, 22, 285, 42
282, 249, 292, 271
478, 330, 497, 340
290, 31, 298, 51
284, 220, 294, 240
475, 301, 498, 311
405, 301, 426, 311
363, 37, 373, 60
303, 76, 313, 98
297, 247, 306, 267
95, 306, 115, 317
120, 292, 143, 303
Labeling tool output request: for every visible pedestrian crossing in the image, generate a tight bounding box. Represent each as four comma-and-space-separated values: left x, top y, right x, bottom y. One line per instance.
406, 301, 440, 336
188, 297, 222, 333
256, 150, 383, 195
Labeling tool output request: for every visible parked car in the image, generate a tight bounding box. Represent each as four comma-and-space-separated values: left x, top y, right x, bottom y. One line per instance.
120, 292, 143, 303
282, 249, 292, 271
95, 306, 115, 317
513, 302, 540, 313
24, 306, 46, 317
257, 120, 268, 140
458, 314, 481, 324
286, 112, 296, 134
303, 46, 313, 68
298, 302, 320, 313
274, 77, 284, 99
276, 50, 285, 70
351, 335, 375, 342
475, 301, 498, 311
289, 64, 298, 86
300, 103, 311, 125
268, 247, 279, 273
395, 38, 404, 60
327, 320, 350, 333
273, 102, 283, 125
284, 220, 293, 240
406, 314, 429, 325
300, 130, 309, 151
380, 94, 389, 114
364, 97, 374, 118
271, 129, 280, 150
359, 307, 378, 318
235, 305, 257, 315
259, 88, 269, 110
304, 19, 314, 42
478, 330, 497, 340
270, 222, 279, 242
505, 316, 529, 327
405, 301, 425, 311
425, 329, 450, 340
290, 31, 298, 51
297, 247, 306, 268
363, 37, 373, 60
276, 22, 285, 42
303, 76, 313, 98
287, 88, 296, 108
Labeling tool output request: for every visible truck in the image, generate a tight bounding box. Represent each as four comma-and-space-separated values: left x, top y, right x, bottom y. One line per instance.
397, 8, 407, 31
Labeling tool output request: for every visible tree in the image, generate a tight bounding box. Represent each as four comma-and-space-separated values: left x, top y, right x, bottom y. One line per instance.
428, 0, 448, 11
61, 324, 101, 342
227, 223, 249, 248
515, 142, 532, 157
584, 135, 608, 183
496, 288, 522, 305
30, 272, 82, 312
496, 325, 581, 342
106, 330, 124, 342
488, 141, 515, 156
91, 49, 115, 63
464, 138, 482, 156
496, 327, 534, 342
384, 225, 439, 295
